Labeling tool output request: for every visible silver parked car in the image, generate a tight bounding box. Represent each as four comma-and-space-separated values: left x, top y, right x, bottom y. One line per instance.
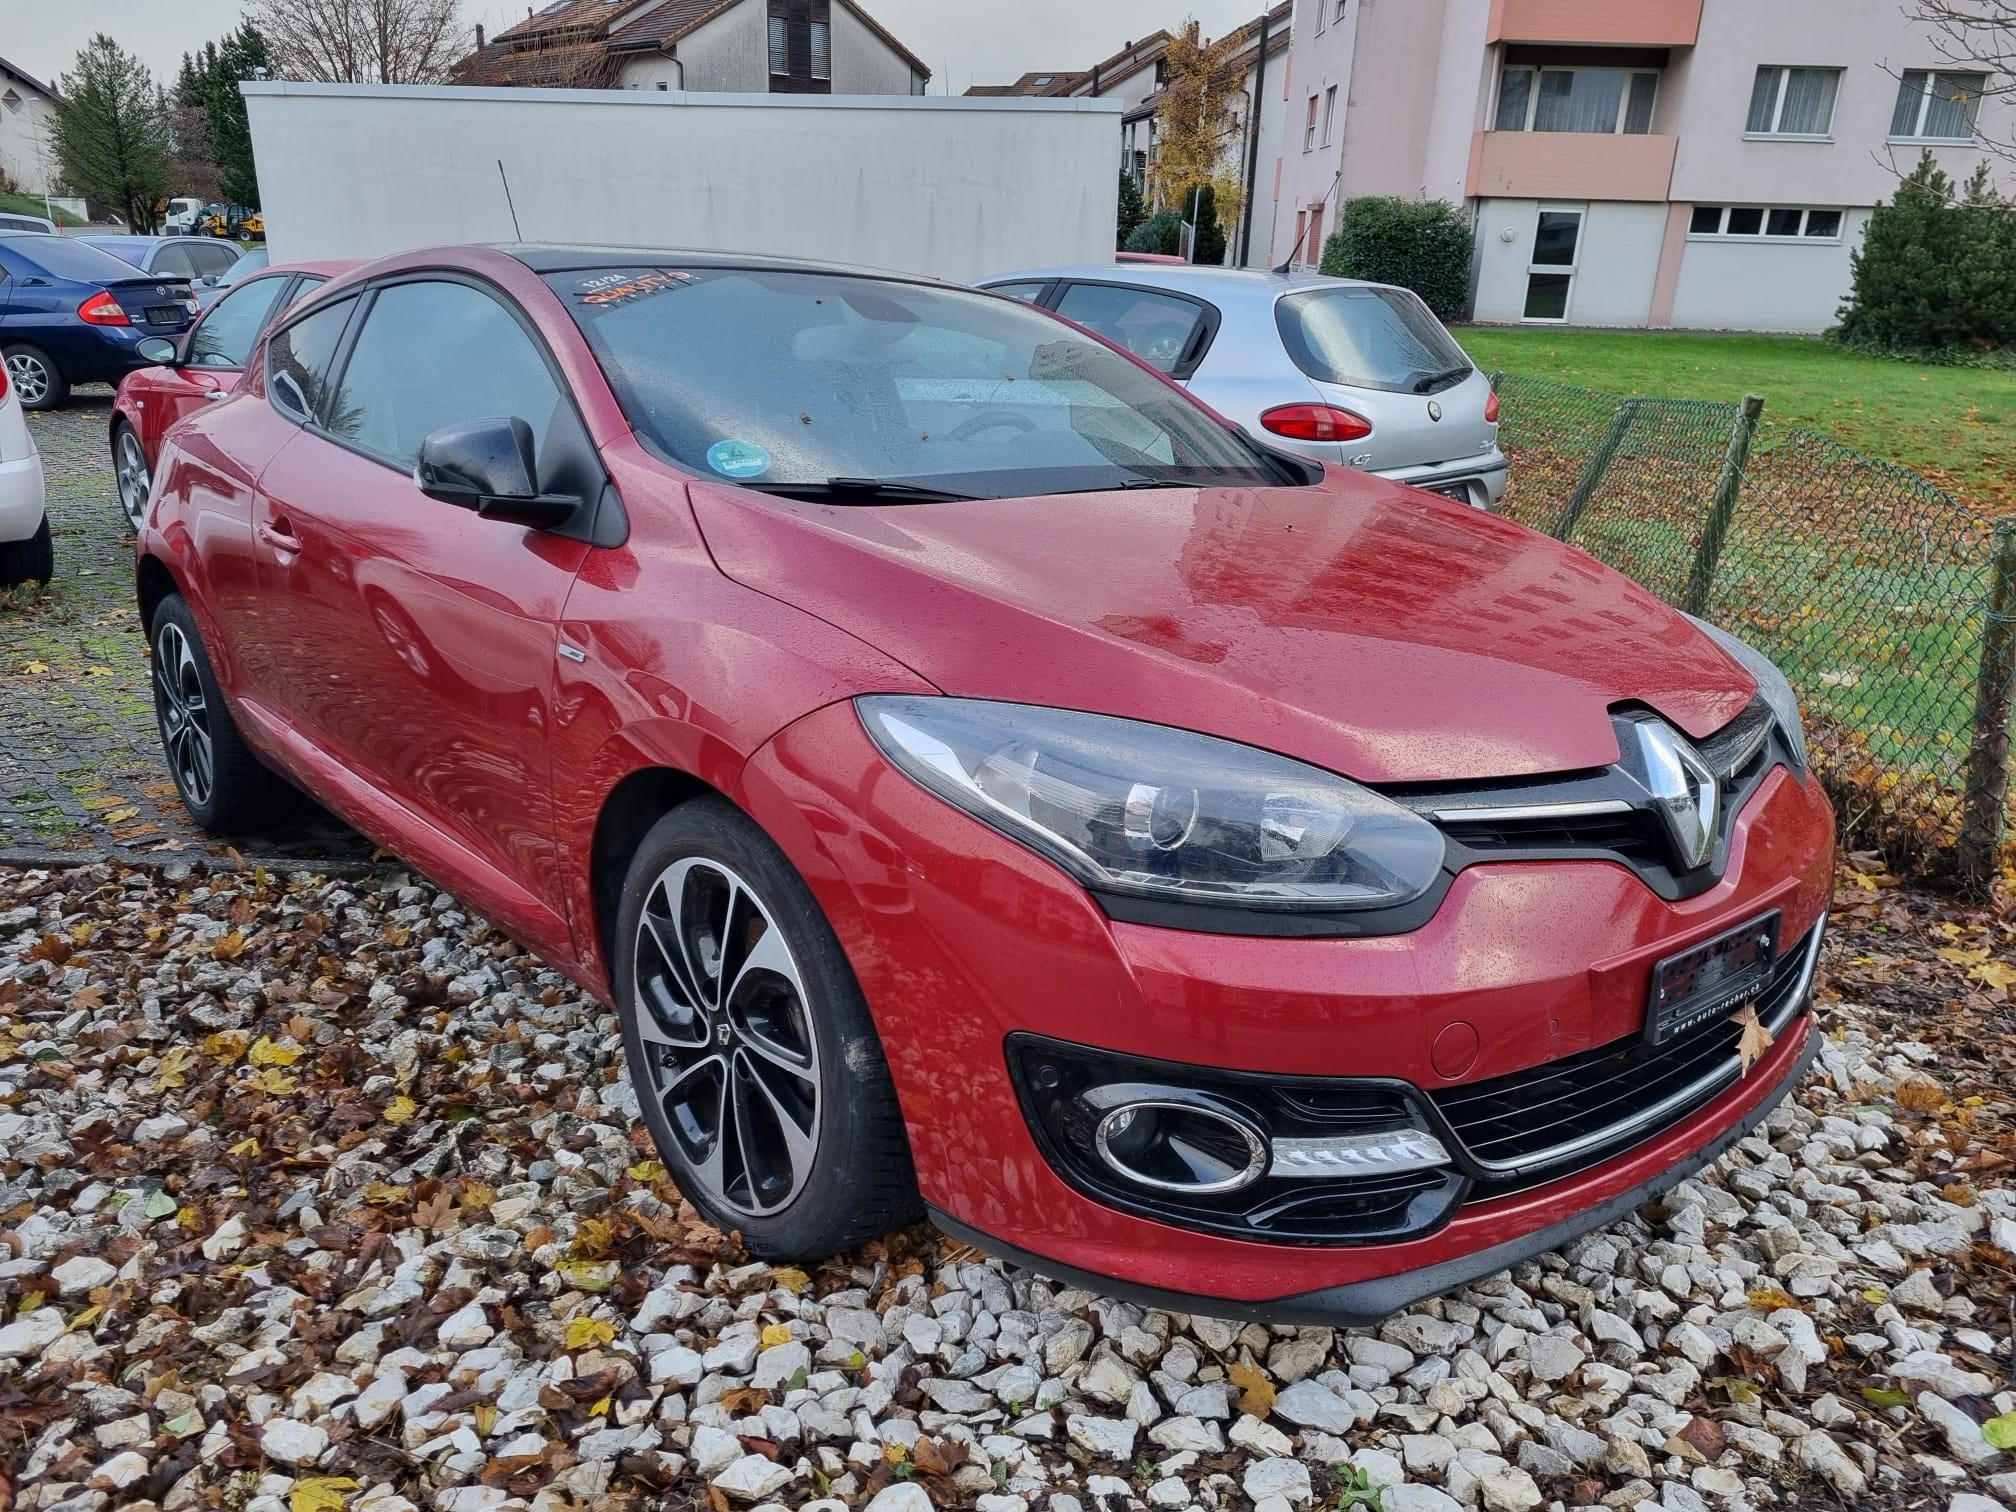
979, 266, 1506, 508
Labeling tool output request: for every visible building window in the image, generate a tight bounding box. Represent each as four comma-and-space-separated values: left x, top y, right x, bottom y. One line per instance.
1, 89, 20, 112
1335, 0, 1347, 18
769, 12, 789, 74
1304, 93, 1319, 150
1688, 205, 1845, 241
1316, 2, 1326, 34
810, 19, 830, 79
1322, 85, 1338, 145
1295, 210, 1307, 259
1746, 66, 1841, 137
1306, 202, 1325, 263
1891, 69, 1986, 141
767, 0, 832, 92
1495, 66, 1658, 134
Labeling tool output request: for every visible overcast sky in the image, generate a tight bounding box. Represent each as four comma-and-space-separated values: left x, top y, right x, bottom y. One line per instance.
1, 0, 1262, 98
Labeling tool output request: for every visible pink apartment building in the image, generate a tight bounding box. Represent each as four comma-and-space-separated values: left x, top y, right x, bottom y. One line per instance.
1274, 0, 2008, 330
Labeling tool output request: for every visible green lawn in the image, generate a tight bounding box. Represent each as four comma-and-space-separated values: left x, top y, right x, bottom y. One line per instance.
1455, 327, 2016, 514
0, 192, 85, 228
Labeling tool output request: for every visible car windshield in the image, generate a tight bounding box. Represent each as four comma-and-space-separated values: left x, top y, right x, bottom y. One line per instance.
1275, 285, 1473, 394
546, 265, 1289, 499
0, 234, 156, 283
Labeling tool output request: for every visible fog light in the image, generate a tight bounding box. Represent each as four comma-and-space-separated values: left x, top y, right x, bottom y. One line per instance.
1082, 1083, 1269, 1194
1269, 1128, 1452, 1179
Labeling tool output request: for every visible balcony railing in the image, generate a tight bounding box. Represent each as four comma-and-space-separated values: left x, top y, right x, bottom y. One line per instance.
1487, 0, 1702, 47
1467, 129, 1679, 202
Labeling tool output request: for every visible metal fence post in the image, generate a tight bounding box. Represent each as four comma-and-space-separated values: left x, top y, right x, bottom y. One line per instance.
1551, 397, 1640, 542
1680, 394, 1765, 617
1959, 519, 2016, 887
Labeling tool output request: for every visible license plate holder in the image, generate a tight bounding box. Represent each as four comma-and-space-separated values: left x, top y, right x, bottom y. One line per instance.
1645, 910, 1781, 1046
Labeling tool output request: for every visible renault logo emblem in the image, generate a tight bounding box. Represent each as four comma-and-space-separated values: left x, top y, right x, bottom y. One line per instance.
1427, 401, 1443, 422
1619, 716, 1720, 870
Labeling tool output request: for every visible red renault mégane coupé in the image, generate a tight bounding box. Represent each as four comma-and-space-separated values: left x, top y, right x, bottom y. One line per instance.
133, 244, 1833, 1322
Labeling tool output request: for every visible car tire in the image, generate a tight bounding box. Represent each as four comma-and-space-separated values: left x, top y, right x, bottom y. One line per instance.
113, 422, 151, 531
148, 594, 290, 832
0, 514, 53, 588
614, 796, 922, 1259
3, 345, 66, 411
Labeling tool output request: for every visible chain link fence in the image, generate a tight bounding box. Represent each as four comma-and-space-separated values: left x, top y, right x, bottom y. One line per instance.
1489, 373, 2009, 882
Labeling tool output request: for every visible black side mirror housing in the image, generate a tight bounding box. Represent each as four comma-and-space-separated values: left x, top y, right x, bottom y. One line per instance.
415, 417, 580, 529
135, 336, 181, 366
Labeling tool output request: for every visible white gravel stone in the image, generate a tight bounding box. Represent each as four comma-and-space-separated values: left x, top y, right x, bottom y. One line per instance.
260, 1418, 328, 1467
51, 1255, 117, 1295
1065, 1413, 1137, 1460
711, 1454, 791, 1503
1229, 1413, 1295, 1457
1243, 1457, 1312, 1506
863, 1484, 935, 1512
0, 1308, 65, 1359
435, 1301, 492, 1350
1795, 1432, 1870, 1494
1920, 1395, 2004, 1466
1478, 1465, 1544, 1512
1274, 1379, 1356, 1434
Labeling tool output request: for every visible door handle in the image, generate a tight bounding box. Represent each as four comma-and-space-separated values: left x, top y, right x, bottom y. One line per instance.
257, 520, 302, 553
200, 388, 229, 401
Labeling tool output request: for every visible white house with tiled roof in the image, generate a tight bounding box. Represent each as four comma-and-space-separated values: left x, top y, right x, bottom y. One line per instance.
452, 0, 928, 95
0, 54, 60, 197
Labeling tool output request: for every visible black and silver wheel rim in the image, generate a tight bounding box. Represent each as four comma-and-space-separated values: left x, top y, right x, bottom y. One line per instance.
116, 430, 150, 528
5, 353, 49, 407
153, 622, 214, 809
631, 858, 822, 1217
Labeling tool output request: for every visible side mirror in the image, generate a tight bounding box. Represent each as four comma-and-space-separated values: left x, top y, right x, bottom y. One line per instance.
414, 417, 580, 529
136, 336, 180, 365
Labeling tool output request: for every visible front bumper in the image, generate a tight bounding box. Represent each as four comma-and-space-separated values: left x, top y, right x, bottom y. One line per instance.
736, 701, 1835, 1315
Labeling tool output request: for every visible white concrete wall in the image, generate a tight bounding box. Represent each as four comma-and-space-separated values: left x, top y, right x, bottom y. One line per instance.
0, 71, 57, 197
1668, 207, 1871, 331
244, 83, 1121, 283
1473, 198, 1665, 324
831, 4, 926, 95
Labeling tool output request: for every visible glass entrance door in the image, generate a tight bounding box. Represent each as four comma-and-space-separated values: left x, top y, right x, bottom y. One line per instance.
1524, 206, 1584, 322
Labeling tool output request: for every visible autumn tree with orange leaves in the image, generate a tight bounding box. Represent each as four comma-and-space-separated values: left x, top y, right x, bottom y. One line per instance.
1148, 20, 1249, 241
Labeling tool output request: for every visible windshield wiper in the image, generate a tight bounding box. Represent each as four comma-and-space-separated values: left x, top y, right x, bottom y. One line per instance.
1411, 365, 1472, 394
755, 477, 980, 503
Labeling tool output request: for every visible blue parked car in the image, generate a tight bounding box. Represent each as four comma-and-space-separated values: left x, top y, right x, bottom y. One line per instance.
0, 234, 200, 410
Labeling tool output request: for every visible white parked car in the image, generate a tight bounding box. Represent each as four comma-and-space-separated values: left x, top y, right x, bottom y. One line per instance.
0, 358, 51, 586
980, 265, 1506, 509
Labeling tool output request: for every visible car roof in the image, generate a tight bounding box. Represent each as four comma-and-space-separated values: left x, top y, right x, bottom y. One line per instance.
254, 259, 354, 278
500, 243, 958, 289
980, 264, 1405, 306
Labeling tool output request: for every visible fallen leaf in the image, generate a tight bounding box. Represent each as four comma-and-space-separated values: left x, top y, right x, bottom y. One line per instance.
1732, 1003, 1774, 1077
473, 1404, 497, 1436
291, 1477, 359, 1512
19, 660, 49, 674
383, 1095, 419, 1124
1860, 1386, 1911, 1408
565, 1316, 616, 1350
1228, 1360, 1275, 1418
155, 1047, 193, 1091
212, 930, 246, 960
144, 1190, 178, 1220
771, 1266, 810, 1294
102, 806, 140, 824
760, 1322, 793, 1349
243, 1067, 297, 1095
627, 1160, 667, 1182
556, 1259, 615, 1293
248, 1035, 301, 1067
1984, 1412, 2016, 1450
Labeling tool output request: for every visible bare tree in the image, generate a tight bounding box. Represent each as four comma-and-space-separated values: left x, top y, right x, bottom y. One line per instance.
1901, 1, 2015, 161
250, 0, 465, 85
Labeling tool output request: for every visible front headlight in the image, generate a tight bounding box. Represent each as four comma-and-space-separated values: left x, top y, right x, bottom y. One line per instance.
1688, 616, 1808, 770
857, 697, 1446, 912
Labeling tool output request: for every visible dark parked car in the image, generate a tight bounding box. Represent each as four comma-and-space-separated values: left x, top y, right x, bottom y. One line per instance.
80, 235, 243, 284
133, 244, 1833, 1321
0, 234, 199, 410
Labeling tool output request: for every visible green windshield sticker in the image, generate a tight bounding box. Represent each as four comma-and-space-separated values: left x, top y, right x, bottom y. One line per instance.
707, 440, 772, 479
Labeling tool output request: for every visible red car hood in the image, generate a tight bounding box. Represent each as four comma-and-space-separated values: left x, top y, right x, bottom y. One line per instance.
689, 474, 1755, 784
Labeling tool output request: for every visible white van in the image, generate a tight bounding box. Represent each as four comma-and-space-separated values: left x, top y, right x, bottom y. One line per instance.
162, 197, 205, 235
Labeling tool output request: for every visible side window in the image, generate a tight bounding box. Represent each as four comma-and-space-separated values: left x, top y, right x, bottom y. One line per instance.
190, 242, 239, 278
1054, 283, 1207, 373
152, 243, 198, 278
268, 295, 358, 423
187, 277, 290, 370
327, 280, 563, 472
986, 281, 1051, 306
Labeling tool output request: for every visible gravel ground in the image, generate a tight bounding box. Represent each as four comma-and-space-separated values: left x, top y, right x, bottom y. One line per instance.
1, 855, 2012, 1512
0, 395, 369, 866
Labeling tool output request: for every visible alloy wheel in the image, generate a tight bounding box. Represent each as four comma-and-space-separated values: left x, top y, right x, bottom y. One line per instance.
116, 430, 151, 529
631, 857, 822, 1217
152, 621, 214, 808
5, 353, 49, 407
